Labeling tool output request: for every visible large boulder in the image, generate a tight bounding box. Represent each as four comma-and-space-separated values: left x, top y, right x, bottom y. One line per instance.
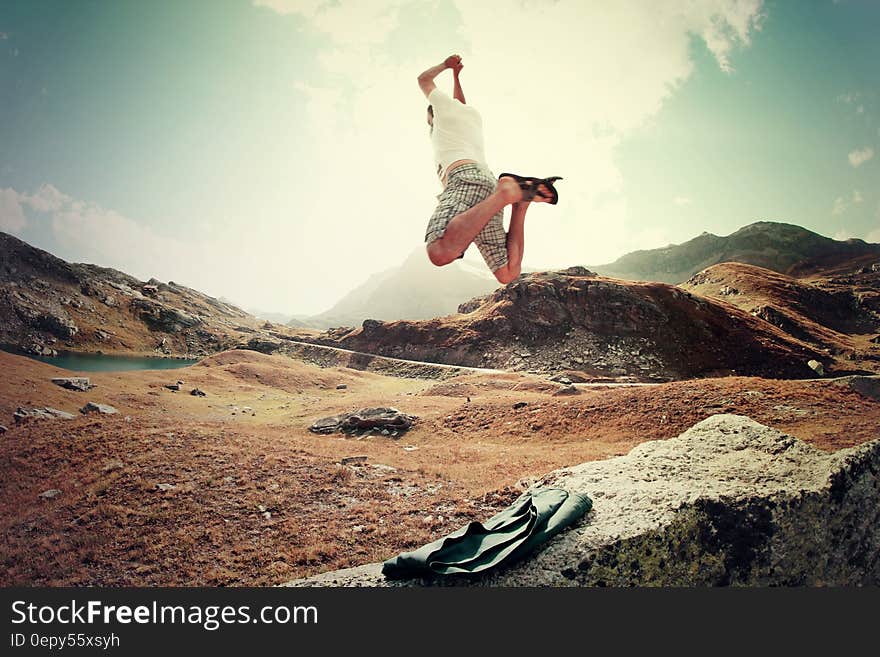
309, 407, 417, 435
284, 415, 880, 587
37, 312, 78, 338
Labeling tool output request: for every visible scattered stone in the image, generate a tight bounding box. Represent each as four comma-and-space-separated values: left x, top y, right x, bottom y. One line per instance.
80, 402, 118, 415
262, 511, 272, 519
165, 383, 180, 392
39, 489, 62, 499
52, 377, 94, 392
336, 384, 348, 390
341, 456, 369, 466
310, 407, 417, 435
551, 376, 572, 385
190, 388, 206, 397
13, 407, 75, 423
807, 359, 825, 376
25, 342, 59, 357
402, 445, 419, 452
0, 425, 7, 434
155, 483, 176, 491
512, 402, 528, 410
553, 384, 580, 396
102, 459, 124, 473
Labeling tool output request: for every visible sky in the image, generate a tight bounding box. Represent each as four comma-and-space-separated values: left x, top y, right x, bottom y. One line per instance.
1, 0, 878, 316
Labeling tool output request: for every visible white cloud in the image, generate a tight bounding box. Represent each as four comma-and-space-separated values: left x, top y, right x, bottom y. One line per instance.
252, 0, 326, 17
867, 227, 880, 243
0, 188, 28, 232
19, 183, 71, 212
673, 196, 693, 206
833, 228, 852, 241
246, 1, 767, 305
849, 147, 874, 167
832, 190, 864, 216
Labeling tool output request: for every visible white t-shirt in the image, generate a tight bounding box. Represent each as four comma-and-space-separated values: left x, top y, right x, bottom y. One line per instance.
428, 88, 487, 182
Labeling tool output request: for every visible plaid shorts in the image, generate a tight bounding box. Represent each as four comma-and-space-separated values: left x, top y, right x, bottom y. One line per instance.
424, 163, 508, 272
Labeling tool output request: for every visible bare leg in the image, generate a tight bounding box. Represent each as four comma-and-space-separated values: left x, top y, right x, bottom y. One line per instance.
492, 201, 528, 284
427, 178, 522, 266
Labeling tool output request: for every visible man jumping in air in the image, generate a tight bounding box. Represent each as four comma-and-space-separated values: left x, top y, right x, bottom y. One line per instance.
419, 54, 561, 284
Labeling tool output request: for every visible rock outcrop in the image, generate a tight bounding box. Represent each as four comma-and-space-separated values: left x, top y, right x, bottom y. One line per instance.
310, 270, 827, 380
309, 407, 417, 436
284, 415, 880, 587
683, 262, 880, 361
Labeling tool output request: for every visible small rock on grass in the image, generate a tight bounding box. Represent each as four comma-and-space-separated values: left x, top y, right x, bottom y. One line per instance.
553, 384, 580, 396
513, 402, 528, 410
155, 483, 176, 491
191, 388, 206, 396
80, 402, 118, 415
0, 425, 7, 434
51, 377, 94, 392
39, 489, 62, 499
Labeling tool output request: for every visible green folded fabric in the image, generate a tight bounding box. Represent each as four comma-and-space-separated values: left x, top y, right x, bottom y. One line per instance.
382, 487, 592, 579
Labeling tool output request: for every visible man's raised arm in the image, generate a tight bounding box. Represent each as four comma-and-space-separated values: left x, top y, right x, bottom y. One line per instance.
417, 54, 461, 98
452, 63, 465, 104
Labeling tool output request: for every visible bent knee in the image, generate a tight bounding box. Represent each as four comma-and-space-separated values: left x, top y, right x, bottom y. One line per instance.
426, 241, 457, 267
493, 265, 518, 284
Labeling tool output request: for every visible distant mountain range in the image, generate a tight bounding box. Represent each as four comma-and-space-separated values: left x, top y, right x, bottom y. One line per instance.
590, 221, 880, 283
291, 248, 499, 329
4, 221, 878, 379
288, 222, 880, 329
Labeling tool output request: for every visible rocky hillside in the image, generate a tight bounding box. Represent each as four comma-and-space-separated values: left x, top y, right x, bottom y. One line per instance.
592, 221, 880, 284
294, 248, 499, 329
683, 262, 880, 363
304, 267, 834, 381
0, 232, 281, 358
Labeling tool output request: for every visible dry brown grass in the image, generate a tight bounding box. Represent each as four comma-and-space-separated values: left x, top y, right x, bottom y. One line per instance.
1, 348, 878, 586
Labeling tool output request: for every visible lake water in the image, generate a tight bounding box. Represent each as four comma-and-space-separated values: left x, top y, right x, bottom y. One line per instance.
1, 345, 199, 372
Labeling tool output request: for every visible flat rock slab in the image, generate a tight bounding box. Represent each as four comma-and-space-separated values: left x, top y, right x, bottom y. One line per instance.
309, 407, 417, 436
80, 402, 118, 415
283, 414, 880, 587
51, 377, 94, 392
13, 407, 76, 423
